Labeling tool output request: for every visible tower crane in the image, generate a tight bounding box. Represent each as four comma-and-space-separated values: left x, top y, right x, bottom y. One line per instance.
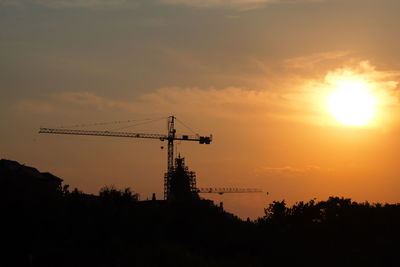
39, 116, 212, 200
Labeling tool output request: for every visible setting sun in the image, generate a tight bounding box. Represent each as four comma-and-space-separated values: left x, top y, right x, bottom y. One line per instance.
327, 80, 376, 126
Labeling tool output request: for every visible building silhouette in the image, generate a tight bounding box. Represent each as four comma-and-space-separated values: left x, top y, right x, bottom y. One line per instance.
164, 156, 199, 202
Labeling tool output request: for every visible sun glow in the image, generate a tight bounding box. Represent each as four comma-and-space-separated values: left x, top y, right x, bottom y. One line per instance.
327, 80, 376, 126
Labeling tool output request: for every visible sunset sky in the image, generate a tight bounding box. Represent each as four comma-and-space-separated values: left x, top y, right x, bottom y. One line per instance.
1, 0, 400, 218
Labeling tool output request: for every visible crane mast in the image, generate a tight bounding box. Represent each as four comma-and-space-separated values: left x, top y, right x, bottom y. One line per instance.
167, 116, 176, 172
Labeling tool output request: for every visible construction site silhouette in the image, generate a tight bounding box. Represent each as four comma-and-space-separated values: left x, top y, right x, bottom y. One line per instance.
0, 112, 397, 267
1, 158, 400, 267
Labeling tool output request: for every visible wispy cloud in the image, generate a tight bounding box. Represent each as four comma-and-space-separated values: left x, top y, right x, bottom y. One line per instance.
1, 0, 325, 9
16, 99, 55, 113
284, 51, 352, 70
254, 165, 330, 177
20, 87, 324, 124
158, 0, 274, 9
0, 0, 24, 7
159, 0, 326, 9
1, 0, 138, 9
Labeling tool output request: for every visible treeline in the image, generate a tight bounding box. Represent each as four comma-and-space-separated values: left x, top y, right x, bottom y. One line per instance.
60, 184, 140, 202
2, 187, 400, 267
261, 196, 400, 227
256, 197, 400, 267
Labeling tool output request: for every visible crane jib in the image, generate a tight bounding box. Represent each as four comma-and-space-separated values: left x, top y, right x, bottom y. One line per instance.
39, 128, 167, 140
39, 128, 212, 144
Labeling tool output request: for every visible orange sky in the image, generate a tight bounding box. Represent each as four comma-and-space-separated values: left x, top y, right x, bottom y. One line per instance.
1, 0, 400, 219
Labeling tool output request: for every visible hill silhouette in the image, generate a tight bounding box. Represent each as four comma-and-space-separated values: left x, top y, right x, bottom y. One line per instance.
1, 159, 399, 267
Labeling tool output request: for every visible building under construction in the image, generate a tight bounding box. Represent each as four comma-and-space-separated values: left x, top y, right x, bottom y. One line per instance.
164, 156, 199, 202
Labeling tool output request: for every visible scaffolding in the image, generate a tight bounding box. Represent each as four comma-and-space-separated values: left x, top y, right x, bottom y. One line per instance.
164, 156, 198, 201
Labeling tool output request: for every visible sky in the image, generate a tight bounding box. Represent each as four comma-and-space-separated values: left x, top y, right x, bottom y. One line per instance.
1, 0, 400, 219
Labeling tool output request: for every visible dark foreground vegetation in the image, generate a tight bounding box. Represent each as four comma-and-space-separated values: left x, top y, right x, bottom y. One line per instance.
2, 187, 400, 267
1, 160, 399, 266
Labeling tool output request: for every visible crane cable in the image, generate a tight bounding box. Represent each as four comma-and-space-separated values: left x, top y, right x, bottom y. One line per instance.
56, 117, 166, 130
175, 118, 199, 136
55, 116, 200, 135
109, 117, 166, 131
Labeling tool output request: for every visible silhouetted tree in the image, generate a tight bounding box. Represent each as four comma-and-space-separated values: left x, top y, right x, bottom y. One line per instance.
99, 185, 140, 202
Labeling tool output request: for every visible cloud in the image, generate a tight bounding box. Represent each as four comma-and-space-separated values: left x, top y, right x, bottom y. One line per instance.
57, 92, 109, 107
1, 0, 138, 9
48, 87, 326, 123
158, 0, 274, 9
1, 0, 325, 9
284, 51, 351, 70
323, 61, 400, 107
15, 87, 323, 127
254, 165, 328, 177
15, 100, 55, 113
15, 60, 400, 129
0, 0, 25, 7
159, 0, 326, 9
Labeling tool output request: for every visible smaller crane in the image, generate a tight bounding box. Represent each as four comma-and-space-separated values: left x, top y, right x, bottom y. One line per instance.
198, 188, 263, 195
165, 155, 263, 202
